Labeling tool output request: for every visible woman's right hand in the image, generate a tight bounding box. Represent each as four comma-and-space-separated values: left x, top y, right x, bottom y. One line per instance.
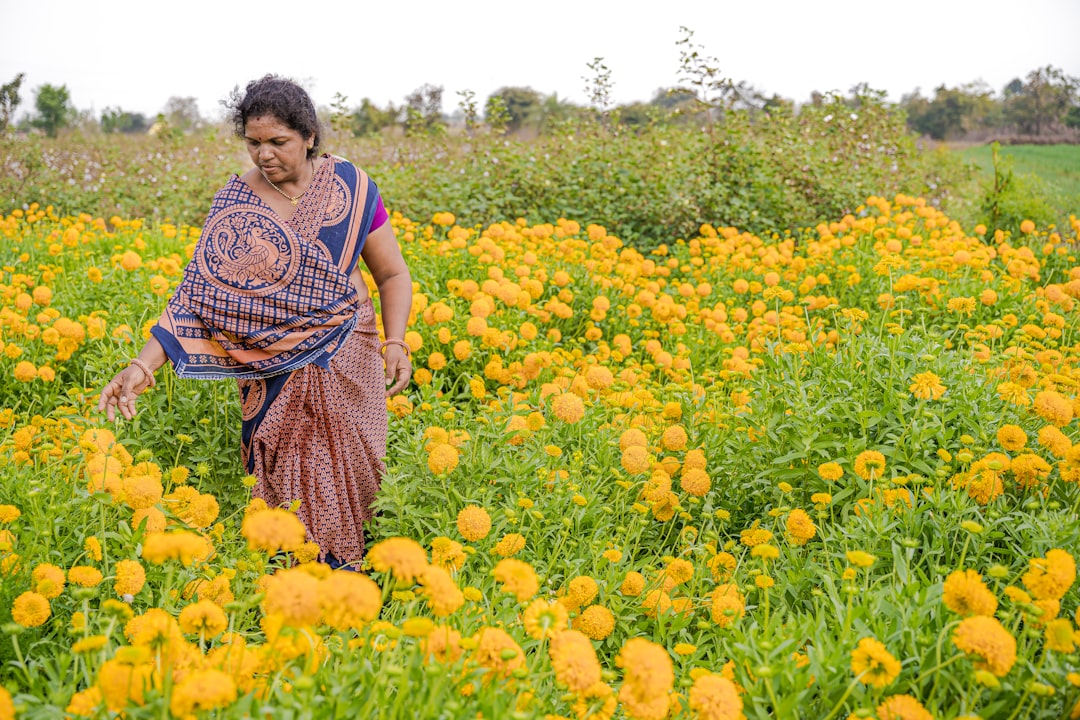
97, 364, 153, 421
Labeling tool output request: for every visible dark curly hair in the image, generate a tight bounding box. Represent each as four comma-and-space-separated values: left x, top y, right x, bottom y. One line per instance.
226, 75, 321, 159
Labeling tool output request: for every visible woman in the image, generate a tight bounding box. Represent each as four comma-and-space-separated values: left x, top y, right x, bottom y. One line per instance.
97, 75, 413, 568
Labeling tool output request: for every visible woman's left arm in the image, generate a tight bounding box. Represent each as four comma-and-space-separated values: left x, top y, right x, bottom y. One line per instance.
361, 220, 413, 396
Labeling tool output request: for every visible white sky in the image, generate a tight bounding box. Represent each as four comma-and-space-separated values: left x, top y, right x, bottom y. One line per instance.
2, 0, 1078, 121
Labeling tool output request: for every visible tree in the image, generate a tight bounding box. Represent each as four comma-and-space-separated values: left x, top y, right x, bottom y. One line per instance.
485, 86, 542, 133
900, 82, 999, 140
161, 96, 202, 132
403, 84, 445, 136
1003, 65, 1079, 135
0, 73, 25, 133
32, 83, 74, 137
351, 98, 399, 137
101, 107, 147, 134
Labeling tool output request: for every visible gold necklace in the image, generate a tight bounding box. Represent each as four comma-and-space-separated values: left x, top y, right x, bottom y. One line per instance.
260, 160, 315, 206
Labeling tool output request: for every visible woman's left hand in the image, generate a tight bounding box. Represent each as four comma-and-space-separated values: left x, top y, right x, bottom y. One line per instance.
383, 345, 412, 397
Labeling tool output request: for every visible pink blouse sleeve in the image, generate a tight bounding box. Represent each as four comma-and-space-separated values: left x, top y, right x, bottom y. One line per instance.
370, 194, 388, 232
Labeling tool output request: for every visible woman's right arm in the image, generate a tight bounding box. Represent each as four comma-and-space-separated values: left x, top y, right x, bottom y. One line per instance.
97, 335, 169, 421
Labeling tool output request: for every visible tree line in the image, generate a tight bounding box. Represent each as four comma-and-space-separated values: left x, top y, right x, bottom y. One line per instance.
2, 61, 1077, 142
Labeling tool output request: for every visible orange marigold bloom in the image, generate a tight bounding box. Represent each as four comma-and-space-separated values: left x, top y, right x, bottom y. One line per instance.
942, 569, 998, 617
817, 461, 844, 481
853, 450, 886, 480
876, 694, 932, 720
621, 445, 651, 475
616, 637, 673, 720
952, 615, 1016, 676
1023, 549, 1076, 601
366, 537, 428, 584
240, 509, 306, 554
909, 372, 946, 401
32, 563, 66, 598
996, 424, 1027, 452
320, 570, 383, 629
710, 584, 745, 628
114, 559, 146, 596
785, 509, 816, 546
416, 564, 464, 618
1034, 390, 1073, 427
550, 629, 601, 693
709, 551, 737, 581
12, 591, 51, 627
551, 392, 585, 424
523, 598, 569, 640
689, 673, 745, 720
574, 604, 615, 640
565, 575, 599, 608
620, 571, 646, 597
493, 558, 539, 602
456, 505, 492, 542
427, 443, 460, 475
471, 626, 524, 681
850, 637, 901, 688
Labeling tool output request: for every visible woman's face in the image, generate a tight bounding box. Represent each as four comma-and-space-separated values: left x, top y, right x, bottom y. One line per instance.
244, 114, 312, 184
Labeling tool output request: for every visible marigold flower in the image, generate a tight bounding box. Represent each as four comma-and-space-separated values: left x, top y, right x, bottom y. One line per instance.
97, 656, 153, 711
680, 468, 711, 496
620, 571, 646, 596
785, 509, 816, 546
854, 450, 886, 480
456, 505, 492, 542
1045, 618, 1075, 653
551, 392, 585, 424
1023, 549, 1076, 601
65, 686, 102, 717
850, 637, 901, 687
710, 584, 745, 627
616, 637, 673, 720
367, 537, 428, 584
84, 536, 103, 561
12, 591, 51, 627
1038, 424, 1071, 457
169, 669, 237, 718
68, 565, 104, 588
952, 615, 1016, 676
1034, 390, 1073, 427
241, 509, 306, 554
689, 673, 744, 720
620, 428, 648, 450
523, 598, 569, 640
114, 559, 146, 596
0, 505, 20, 524
178, 599, 228, 638
493, 558, 539, 602
846, 550, 877, 568
574, 604, 615, 640
471, 626, 524, 680
320, 570, 383, 629
492, 532, 525, 557
909, 372, 946, 401
661, 425, 688, 451
417, 564, 464, 617
32, 562, 66, 598
427, 443, 460, 475
430, 536, 466, 571
996, 424, 1027, 452
621, 445, 651, 475
566, 575, 599, 608
549, 629, 601, 693
876, 694, 932, 720
141, 530, 212, 566
422, 625, 463, 664
942, 569, 998, 617
261, 567, 322, 627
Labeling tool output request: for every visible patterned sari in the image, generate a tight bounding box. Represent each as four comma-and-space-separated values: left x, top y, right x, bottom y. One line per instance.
152, 155, 388, 562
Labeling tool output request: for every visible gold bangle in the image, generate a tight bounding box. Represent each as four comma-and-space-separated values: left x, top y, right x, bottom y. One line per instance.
379, 338, 411, 358
128, 358, 157, 388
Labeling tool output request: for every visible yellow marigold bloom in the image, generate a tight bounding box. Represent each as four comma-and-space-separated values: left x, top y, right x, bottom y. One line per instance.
566, 575, 599, 608
1034, 390, 1073, 427
0, 505, 20, 524
997, 381, 1030, 406
66, 686, 102, 717
661, 425, 688, 451
421, 625, 463, 664
574, 604, 615, 640
367, 537, 428, 584
430, 536, 466, 571
84, 536, 103, 561
32, 562, 66, 598
621, 571, 646, 597
1011, 454, 1052, 489
321, 571, 383, 629
549, 629, 601, 693
97, 656, 153, 712
169, 669, 237, 718
942, 569, 998, 617
68, 565, 104, 588
417, 564, 464, 617
141, 530, 211, 566
1045, 618, 1075, 653
662, 558, 695, 589
13, 360, 37, 382
952, 615, 1016, 676
178, 599, 228, 638
673, 643, 697, 657
811, 492, 832, 505
616, 637, 673, 720
680, 468, 711, 497
114, 559, 146, 596
551, 392, 585, 424
909, 372, 946, 401
689, 673, 744, 720
709, 551, 737, 581
12, 590, 51, 627
642, 589, 672, 618
493, 558, 539, 602
876, 694, 932, 720
739, 526, 772, 547
710, 584, 746, 628
752, 544, 780, 561
786, 509, 816, 546
427, 442, 460, 475
1038, 424, 1072, 457
996, 424, 1027, 452
456, 505, 492, 542
1023, 549, 1076, 601
854, 450, 886, 480
851, 637, 901, 688
262, 567, 322, 627
846, 550, 877, 568
818, 461, 844, 481
492, 532, 526, 557
602, 549, 622, 562
523, 598, 569, 640
620, 428, 648, 450
471, 626, 524, 681
621, 445, 651, 475
240, 509, 306, 554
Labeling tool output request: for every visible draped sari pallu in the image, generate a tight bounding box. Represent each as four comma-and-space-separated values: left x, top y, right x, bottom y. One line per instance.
152, 156, 388, 562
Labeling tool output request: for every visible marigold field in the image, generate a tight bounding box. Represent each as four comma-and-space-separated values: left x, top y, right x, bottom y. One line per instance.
2, 194, 1080, 719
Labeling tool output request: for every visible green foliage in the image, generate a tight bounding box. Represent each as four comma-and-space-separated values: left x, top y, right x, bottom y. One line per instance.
974, 143, 1068, 236
31, 83, 73, 138
100, 107, 147, 134
484, 86, 542, 133
403, 84, 446, 137
0, 73, 25, 133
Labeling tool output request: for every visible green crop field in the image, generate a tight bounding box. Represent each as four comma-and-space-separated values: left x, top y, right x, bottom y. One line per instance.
957, 144, 1080, 226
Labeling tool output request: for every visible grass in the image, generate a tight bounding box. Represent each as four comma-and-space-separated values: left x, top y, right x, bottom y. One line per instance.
955, 144, 1080, 222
